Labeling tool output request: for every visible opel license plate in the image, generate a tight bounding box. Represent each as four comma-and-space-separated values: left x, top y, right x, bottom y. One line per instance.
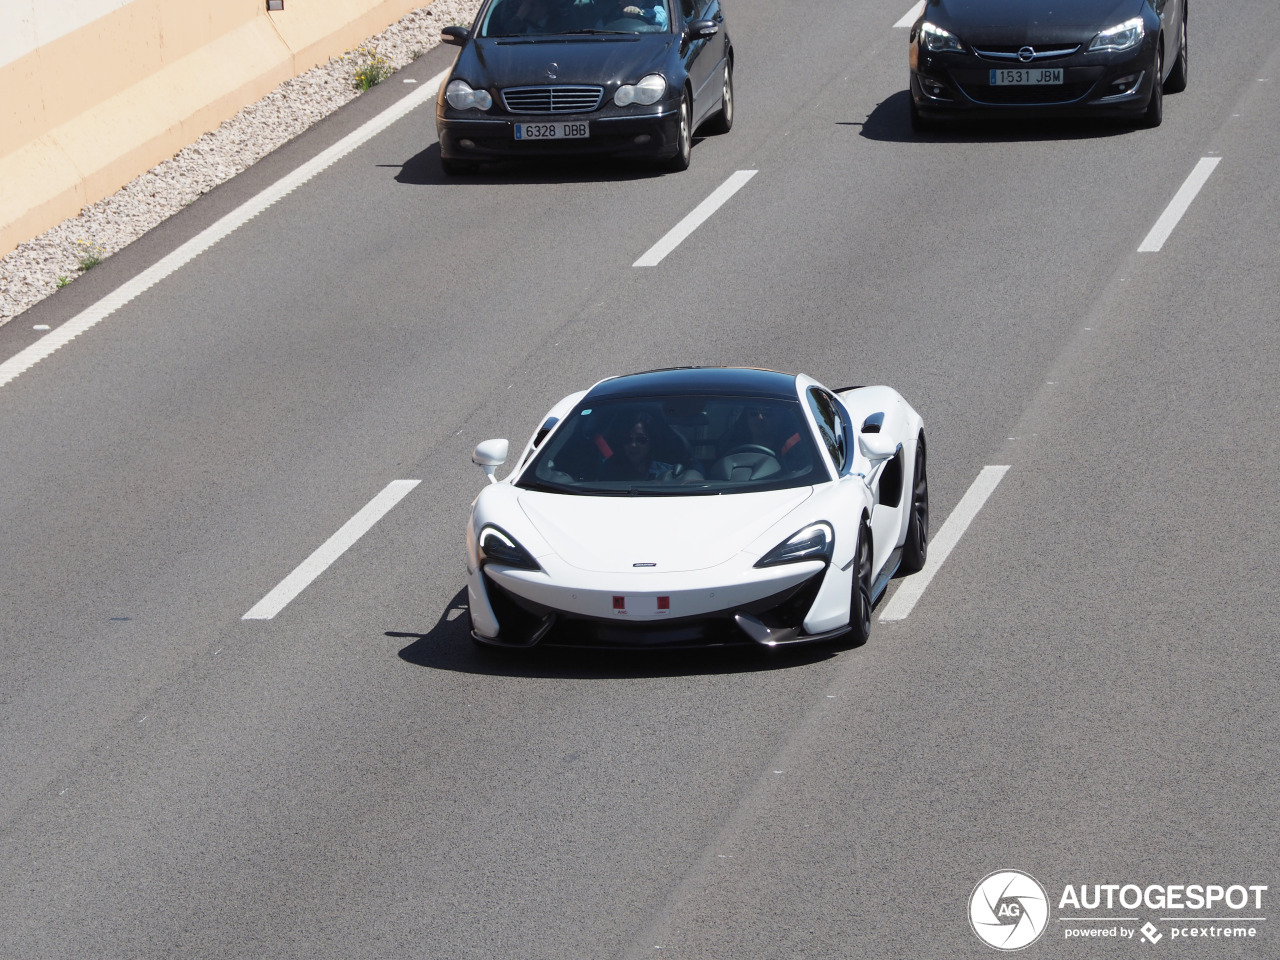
990, 68, 1063, 85
515, 121, 590, 140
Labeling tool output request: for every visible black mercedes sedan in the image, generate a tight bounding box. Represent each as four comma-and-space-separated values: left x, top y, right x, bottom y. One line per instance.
908, 0, 1188, 130
435, 0, 733, 173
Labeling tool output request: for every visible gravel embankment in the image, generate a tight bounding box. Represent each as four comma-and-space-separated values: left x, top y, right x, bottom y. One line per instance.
0, 0, 480, 329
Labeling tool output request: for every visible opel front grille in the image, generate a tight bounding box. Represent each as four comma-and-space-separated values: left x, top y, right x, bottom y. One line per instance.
972, 44, 1081, 61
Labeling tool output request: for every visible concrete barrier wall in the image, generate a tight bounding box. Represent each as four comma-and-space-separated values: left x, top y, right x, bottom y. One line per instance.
0, 0, 426, 257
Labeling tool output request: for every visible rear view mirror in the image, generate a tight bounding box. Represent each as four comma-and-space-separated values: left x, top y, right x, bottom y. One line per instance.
473, 439, 510, 483
689, 19, 719, 37
441, 26, 469, 45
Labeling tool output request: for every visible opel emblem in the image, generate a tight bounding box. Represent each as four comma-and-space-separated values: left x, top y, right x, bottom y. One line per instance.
1018, 46, 1035, 61
546, 62, 559, 79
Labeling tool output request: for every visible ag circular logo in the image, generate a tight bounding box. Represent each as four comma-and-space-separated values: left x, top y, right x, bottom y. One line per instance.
969, 870, 1050, 950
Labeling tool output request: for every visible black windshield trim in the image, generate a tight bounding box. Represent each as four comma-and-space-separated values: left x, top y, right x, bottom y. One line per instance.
585, 368, 799, 403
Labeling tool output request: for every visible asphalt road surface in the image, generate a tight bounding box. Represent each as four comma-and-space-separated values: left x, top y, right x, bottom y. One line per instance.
2, 0, 1278, 956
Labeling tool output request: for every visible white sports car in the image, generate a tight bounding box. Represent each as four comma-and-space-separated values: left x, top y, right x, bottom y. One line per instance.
465, 367, 928, 649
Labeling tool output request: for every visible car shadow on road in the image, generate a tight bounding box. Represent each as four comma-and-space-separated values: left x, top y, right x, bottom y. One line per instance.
387, 143, 694, 186
390, 586, 844, 678
850, 89, 1136, 144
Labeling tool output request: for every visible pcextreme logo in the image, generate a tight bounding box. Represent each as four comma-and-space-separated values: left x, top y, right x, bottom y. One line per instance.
969, 870, 1050, 951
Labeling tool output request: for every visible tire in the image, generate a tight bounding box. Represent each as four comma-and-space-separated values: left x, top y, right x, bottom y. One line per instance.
897, 434, 929, 576
848, 518, 873, 646
441, 157, 477, 175
1164, 14, 1188, 94
1141, 45, 1163, 127
666, 92, 692, 171
704, 61, 734, 135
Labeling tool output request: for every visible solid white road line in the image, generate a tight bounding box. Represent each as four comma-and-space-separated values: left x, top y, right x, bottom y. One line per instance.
880, 465, 1010, 621
633, 170, 758, 267
243, 479, 420, 620
894, 0, 925, 28
0, 70, 450, 391
1137, 156, 1222, 252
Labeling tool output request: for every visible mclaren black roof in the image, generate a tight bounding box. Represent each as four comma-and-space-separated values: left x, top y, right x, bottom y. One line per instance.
584, 367, 800, 402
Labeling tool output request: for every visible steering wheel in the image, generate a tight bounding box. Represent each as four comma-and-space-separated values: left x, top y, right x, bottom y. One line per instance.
723, 443, 777, 458
710, 448, 782, 482
656, 463, 685, 483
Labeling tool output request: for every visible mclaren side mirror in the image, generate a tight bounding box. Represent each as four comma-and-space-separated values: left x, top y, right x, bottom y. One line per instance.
473, 439, 510, 483
857, 432, 899, 464
441, 25, 469, 45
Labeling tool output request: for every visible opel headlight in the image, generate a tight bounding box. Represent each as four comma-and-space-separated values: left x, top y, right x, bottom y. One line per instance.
920, 21, 964, 54
446, 79, 493, 110
614, 74, 666, 106
477, 525, 540, 570
755, 522, 834, 568
1089, 17, 1144, 52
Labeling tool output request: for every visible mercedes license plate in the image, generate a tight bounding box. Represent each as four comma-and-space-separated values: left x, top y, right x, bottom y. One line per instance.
515, 121, 590, 140
990, 67, 1063, 85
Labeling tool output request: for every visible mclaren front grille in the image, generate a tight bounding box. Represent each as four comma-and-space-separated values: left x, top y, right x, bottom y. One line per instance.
502, 85, 604, 114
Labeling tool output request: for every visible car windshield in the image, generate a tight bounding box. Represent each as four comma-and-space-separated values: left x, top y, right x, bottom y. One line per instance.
479, 0, 671, 37
517, 395, 827, 496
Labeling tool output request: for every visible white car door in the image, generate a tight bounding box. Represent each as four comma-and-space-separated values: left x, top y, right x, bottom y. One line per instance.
867, 449, 906, 576
807, 387, 893, 576
822, 388, 902, 578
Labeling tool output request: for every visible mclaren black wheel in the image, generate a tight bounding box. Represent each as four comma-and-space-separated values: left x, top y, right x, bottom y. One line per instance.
897, 435, 929, 576
849, 518, 873, 646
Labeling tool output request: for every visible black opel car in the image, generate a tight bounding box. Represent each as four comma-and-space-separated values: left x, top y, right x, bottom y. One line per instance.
908, 0, 1188, 130
435, 0, 733, 173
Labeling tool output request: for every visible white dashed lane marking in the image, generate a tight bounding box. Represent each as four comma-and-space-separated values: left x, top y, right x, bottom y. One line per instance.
1138, 157, 1222, 252
880, 465, 1010, 621
243, 479, 420, 620
633, 170, 758, 267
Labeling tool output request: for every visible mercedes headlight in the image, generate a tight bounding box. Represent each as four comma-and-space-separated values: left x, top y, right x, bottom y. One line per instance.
755, 522, 834, 568
1089, 17, 1144, 52
919, 21, 964, 54
477, 525, 540, 570
446, 79, 493, 111
614, 74, 666, 107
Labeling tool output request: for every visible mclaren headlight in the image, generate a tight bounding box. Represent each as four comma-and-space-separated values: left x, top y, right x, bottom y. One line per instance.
614, 74, 666, 107
755, 522, 834, 568
446, 79, 493, 111
919, 21, 964, 54
477, 525, 540, 570
1089, 17, 1144, 52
